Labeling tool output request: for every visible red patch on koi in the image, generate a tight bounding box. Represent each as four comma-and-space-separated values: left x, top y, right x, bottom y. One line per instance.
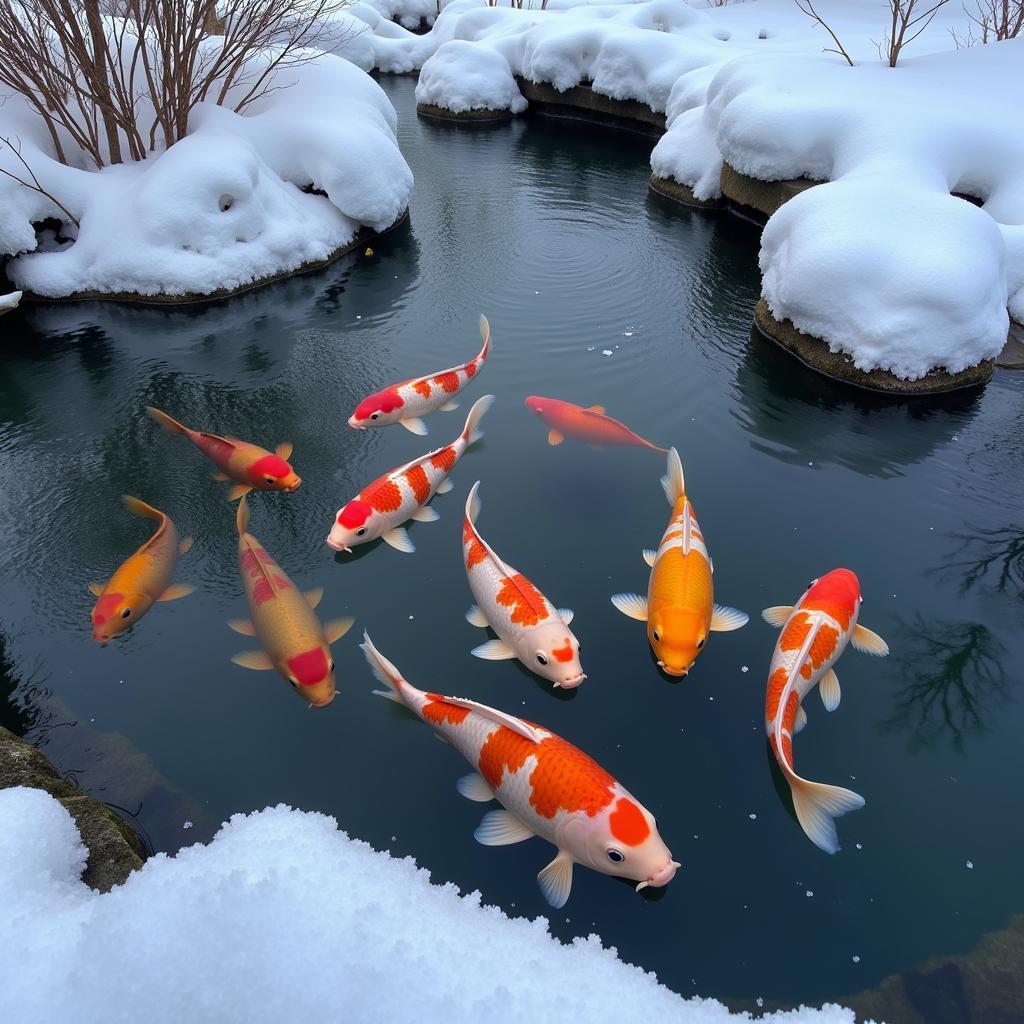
551, 639, 574, 663
287, 648, 329, 686
91, 592, 124, 625
463, 520, 487, 569
496, 574, 549, 627
364, 479, 403, 514
434, 371, 459, 394
338, 499, 372, 528
465, 360, 477, 379
779, 612, 812, 653
355, 390, 404, 420
406, 464, 430, 504
431, 447, 457, 473
609, 797, 650, 846
413, 380, 432, 399
423, 694, 470, 725
247, 454, 292, 486
765, 667, 789, 721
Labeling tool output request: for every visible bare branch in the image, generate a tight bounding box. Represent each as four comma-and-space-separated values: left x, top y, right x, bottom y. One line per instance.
0, 134, 80, 226
793, 0, 855, 65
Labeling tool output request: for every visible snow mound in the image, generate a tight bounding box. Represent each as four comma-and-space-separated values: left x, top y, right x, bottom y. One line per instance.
0, 788, 863, 1023
1, 49, 412, 298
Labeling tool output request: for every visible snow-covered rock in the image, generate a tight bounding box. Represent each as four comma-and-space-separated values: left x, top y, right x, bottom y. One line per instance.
0, 290, 21, 314
0, 44, 412, 299
0, 787, 864, 1023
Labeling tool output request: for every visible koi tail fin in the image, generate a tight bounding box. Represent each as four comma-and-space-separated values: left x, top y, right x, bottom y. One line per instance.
478, 314, 492, 362
465, 480, 482, 527
461, 394, 494, 447
122, 495, 163, 521
361, 632, 419, 708
660, 447, 685, 505
786, 769, 864, 855
236, 494, 249, 536
146, 406, 190, 436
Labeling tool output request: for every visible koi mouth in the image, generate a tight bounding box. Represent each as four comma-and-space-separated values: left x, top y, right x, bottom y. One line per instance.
286, 479, 302, 492
347, 417, 366, 430
325, 537, 352, 553
657, 661, 687, 678
635, 861, 681, 892
553, 672, 586, 689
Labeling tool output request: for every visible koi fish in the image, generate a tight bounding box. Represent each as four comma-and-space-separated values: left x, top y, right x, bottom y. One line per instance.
462, 482, 584, 688
146, 406, 300, 502
89, 496, 193, 643
327, 395, 494, 555
362, 633, 678, 907
231, 496, 353, 708
762, 569, 889, 853
524, 396, 667, 452
611, 448, 747, 677
348, 315, 492, 436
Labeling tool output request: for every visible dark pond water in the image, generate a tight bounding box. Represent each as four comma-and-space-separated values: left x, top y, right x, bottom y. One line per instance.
2, 74, 1023, 1012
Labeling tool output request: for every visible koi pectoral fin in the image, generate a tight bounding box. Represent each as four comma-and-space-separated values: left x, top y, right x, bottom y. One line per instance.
411, 506, 439, 523
456, 773, 496, 803
276, 442, 293, 461
537, 851, 574, 909
88, 582, 105, 597
304, 587, 324, 610
795, 705, 808, 733
710, 605, 749, 632
547, 430, 564, 446
471, 638, 516, 660
642, 549, 656, 568
227, 618, 256, 637
157, 583, 194, 602
435, 478, 454, 494
852, 624, 890, 657
439, 400, 459, 412
400, 417, 428, 436
325, 617, 356, 645
610, 593, 648, 622
382, 527, 415, 554
557, 608, 574, 625
212, 472, 229, 482
762, 606, 794, 628
474, 810, 534, 846
231, 650, 274, 670
227, 484, 252, 502
820, 668, 841, 711
465, 604, 490, 628
178, 537, 194, 555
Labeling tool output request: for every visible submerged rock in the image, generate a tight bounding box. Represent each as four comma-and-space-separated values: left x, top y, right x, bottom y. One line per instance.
0, 725, 145, 891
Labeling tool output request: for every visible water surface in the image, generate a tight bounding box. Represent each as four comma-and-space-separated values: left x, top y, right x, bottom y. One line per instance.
2, 75, 1023, 1011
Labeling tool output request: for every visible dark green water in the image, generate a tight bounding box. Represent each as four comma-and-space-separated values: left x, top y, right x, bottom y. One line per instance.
2, 75, 1023, 1010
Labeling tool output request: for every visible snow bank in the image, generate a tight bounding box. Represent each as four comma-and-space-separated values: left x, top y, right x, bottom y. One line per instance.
0, 44, 412, 298
362, 0, 1019, 378
0, 787, 862, 1023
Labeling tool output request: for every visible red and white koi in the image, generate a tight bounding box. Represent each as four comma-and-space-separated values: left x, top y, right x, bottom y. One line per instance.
327, 395, 494, 555
762, 569, 889, 854
362, 633, 678, 908
462, 481, 584, 688
348, 316, 492, 436
147, 406, 300, 502
232, 496, 354, 708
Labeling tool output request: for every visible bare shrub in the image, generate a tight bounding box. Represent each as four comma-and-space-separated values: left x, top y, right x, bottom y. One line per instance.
877, 0, 950, 64
0, 0, 352, 168
794, 0, 855, 65
0, 134, 79, 225
951, 0, 1024, 44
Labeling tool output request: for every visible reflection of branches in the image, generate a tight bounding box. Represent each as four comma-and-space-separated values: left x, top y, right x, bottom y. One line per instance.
880, 616, 1008, 752
931, 526, 1024, 597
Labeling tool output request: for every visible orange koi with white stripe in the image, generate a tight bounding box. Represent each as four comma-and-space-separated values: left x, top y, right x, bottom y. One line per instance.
611, 448, 747, 677
762, 569, 889, 853
232, 497, 354, 707
362, 633, 678, 908
348, 316, 492, 436
327, 395, 493, 555
462, 481, 584, 688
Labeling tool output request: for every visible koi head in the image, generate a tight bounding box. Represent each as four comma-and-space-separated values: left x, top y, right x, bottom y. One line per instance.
91, 590, 149, 643
648, 607, 707, 678
804, 568, 861, 614
348, 389, 404, 429
523, 622, 586, 688
524, 395, 555, 422
282, 647, 336, 708
563, 796, 679, 891
248, 454, 301, 492
326, 499, 379, 552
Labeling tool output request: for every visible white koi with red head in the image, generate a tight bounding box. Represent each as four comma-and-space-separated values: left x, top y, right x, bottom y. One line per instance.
462, 481, 584, 688
232, 497, 354, 707
762, 568, 889, 854
327, 395, 494, 555
348, 316, 492, 436
362, 634, 678, 908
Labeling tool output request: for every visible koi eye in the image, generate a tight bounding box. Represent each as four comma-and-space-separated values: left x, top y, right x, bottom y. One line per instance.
371, 413, 379, 420
652, 628, 661, 642
121, 608, 132, 619
288, 678, 299, 689
696, 638, 705, 650
356, 528, 366, 537
536, 652, 548, 666
606, 849, 624, 864
265, 476, 276, 485
328, 659, 335, 672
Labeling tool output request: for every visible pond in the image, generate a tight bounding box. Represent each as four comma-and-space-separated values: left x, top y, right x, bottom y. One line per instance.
2, 74, 1023, 1013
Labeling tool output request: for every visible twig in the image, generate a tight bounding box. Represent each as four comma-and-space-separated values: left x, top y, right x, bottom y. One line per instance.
0, 135, 80, 227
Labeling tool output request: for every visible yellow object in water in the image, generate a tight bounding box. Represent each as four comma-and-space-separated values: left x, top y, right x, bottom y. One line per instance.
363, 247, 374, 257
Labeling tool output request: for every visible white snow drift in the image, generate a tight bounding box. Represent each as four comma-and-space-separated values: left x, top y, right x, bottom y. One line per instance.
352, 0, 1021, 379
0, 787, 864, 1024
0, 42, 412, 298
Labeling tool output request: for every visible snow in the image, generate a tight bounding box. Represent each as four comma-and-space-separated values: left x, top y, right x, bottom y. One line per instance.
0, 39, 412, 298
0, 787, 866, 1023
0, 290, 22, 314
354, 0, 1020, 378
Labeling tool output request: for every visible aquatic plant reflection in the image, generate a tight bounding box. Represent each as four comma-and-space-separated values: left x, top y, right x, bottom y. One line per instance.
880, 616, 1008, 752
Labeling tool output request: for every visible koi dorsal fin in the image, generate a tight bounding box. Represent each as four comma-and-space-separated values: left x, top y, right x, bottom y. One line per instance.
439, 696, 544, 744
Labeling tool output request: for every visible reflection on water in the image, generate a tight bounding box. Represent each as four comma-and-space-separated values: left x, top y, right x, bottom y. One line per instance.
880, 616, 1009, 753
934, 526, 1024, 598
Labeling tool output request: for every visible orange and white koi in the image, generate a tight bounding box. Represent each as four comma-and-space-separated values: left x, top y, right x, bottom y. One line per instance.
146, 406, 300, 502
231, 496, 353, 708
348, 316, 492, 436
611, 448, 747, 677
762, 569, 889, 853
327, 395, 494, 555
524, 396, 667, 452
89, 496, 193, 643
462, 481, 584, 688
362, 634, 678, 907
